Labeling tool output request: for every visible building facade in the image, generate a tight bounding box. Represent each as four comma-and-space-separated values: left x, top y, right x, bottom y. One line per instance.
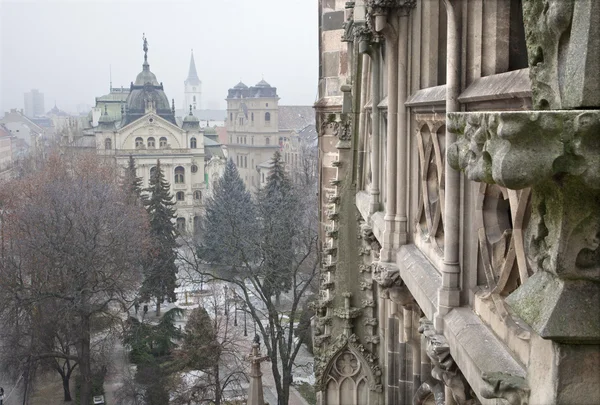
314, 1, 599, 405
24, 89, 45, 118
94, 37, 225, 233
0, 124, 14, 181
91, 86, 130, 127
225, 80, 281, 191
226, 82, 315, 192
0, 109, 45, 159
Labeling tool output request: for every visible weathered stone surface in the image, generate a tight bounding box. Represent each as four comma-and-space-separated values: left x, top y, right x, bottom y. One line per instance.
506, 271, 600, 343
322, 52, 340, 78
523, 0, 600, 109
322, 10, 345, 31
447, 110, 600, 190
443, 309, 528, 405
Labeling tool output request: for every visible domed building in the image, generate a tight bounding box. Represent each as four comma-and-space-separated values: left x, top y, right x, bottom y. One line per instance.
93, 36, 225, 233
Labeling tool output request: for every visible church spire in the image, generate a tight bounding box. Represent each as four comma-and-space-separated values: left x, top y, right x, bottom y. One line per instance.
186, 50, 200, 84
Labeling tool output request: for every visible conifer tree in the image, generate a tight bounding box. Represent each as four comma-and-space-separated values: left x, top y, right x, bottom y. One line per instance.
122, 154, 146, 206
200, 159, 257, 266
140, 159, 178, 316
258, 150, 297, 301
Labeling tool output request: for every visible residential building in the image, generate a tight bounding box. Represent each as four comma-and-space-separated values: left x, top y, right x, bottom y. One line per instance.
0, 124, 14, 181
226, 81, 314, 192
92, 37, 225, 233
314, 1, 599, 405
281, 124, 317, 186
0, 109, 45, 159
23, 89, 45, 118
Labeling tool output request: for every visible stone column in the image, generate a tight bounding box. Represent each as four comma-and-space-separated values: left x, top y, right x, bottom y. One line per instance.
367, 41, 382, 214
375, 11, 399, 262
246, 343, 269, 405
395, 5, 413, 246
437, 0, 462, 331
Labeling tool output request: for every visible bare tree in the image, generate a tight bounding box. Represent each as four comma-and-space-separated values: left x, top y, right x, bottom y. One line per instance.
0, 152, 149, 405
171, 283, 248, 405
179, 156, 319, 405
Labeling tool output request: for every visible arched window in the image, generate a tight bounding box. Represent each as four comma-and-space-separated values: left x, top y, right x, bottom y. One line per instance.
150, 166, 156, 178
265, 112, 271, 122
191, 164, 198, 173
176, 217, 186, 231
176, 191, 185, 201
266, 137, 270, 145
251, 112, 254, 121
135, 137, 144, 149
147, 137, 155, 148
194, 190, 202, 200
193, 96, 196, 102
175, 166, 185, 184
230, 112, 233, 121
159, 137, 167, 148
190, 137, 197, 149
104, 138, 112, 149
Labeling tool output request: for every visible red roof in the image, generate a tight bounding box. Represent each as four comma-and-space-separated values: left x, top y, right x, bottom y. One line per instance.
215, 126, 228, 145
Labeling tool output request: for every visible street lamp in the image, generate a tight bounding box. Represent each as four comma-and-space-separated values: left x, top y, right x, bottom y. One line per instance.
234, 298, 238, 326
243, 302, 248, 337
223, 285, 229, 322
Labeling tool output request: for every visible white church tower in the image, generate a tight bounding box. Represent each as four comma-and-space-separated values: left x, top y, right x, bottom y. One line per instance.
184, 50, 202, 110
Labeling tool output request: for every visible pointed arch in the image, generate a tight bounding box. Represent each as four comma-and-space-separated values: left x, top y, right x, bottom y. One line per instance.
317, 337, 381, 404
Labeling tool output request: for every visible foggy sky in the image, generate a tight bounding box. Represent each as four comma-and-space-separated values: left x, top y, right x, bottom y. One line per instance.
0, 0, 319, 115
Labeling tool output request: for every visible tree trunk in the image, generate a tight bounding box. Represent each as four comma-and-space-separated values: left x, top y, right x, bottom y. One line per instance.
79, 315, 92, 405
280, 369, 293, 405
214, 364, 221, 405
62, 373, 73, 402
156, 300, 161, 317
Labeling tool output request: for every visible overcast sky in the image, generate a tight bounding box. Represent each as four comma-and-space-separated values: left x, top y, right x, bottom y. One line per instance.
0, 0, 319, 114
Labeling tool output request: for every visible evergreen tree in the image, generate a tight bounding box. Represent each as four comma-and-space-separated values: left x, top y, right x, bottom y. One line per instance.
258, 151, 298, 301
140, 160, 178, 316
180, 307, 221, 371
200, 159, 257, 267
122, 154, 146, 206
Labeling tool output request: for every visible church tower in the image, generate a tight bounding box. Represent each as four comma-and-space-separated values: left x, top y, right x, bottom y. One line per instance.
184, 50, 202, 110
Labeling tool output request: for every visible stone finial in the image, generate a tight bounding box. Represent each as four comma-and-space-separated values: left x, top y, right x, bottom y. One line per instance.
246, 343, 269, 405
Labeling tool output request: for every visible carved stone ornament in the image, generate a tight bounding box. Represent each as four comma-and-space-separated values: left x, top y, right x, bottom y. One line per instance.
522, 0, 599, 110
447, 111, 600, 190
341, 2, 355, 43
371, 261, 402, 288
419, 319, 481, 405
366, 0, 416, 13
314, 333, 382, 393
481, 372, 530, 405
339, 117, 352, 142
447, 88, 600, 343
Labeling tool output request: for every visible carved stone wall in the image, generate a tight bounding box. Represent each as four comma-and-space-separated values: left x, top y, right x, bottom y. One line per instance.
414, 114, 446, 259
